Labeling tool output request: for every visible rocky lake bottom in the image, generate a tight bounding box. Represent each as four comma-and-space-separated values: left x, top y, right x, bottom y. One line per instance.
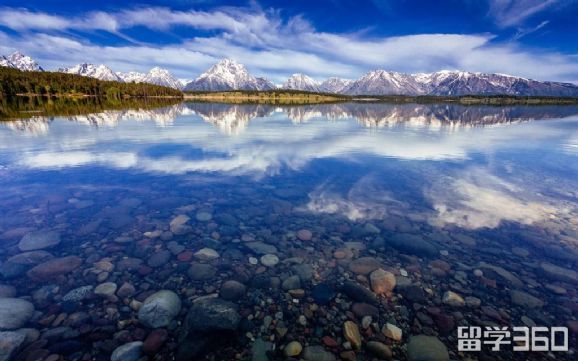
0, 101, 577, 361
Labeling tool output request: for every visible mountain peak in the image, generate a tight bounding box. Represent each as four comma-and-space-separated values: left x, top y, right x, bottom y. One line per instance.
283, 73, 320, 92
184, 59, 273, 92
0, 51, 43, 71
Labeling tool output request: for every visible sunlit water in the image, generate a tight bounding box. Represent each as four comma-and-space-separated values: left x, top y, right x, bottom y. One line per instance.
0, 102, 577, 361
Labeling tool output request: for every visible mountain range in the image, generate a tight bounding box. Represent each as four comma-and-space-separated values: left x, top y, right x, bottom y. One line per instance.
2, 51, 578, 97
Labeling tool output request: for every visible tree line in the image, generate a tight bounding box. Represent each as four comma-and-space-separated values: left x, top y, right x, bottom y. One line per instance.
0, 66, 182, 98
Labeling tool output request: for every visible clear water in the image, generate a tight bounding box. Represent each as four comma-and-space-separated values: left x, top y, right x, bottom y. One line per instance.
0, 102, 577, 360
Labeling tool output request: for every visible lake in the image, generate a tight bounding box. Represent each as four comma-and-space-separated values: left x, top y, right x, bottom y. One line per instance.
0, 101, 577, 361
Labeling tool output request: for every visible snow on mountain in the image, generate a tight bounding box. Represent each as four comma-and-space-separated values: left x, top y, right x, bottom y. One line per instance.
117, 71, 147, 83
319, 77, 352, 93
282, 74, 321, 92
343, 70, 425, 96
143, 67, 183, 90
184, 59, 273, 91
255, 77, 276, 91
60, 63, 123, 82
342, 69, 578, 97
0, 52, 43, 71
116, 67, 183, 89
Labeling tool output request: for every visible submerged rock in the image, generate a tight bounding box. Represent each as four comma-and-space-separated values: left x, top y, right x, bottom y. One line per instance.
138, 290, 182, 328
185, 297, 240, 332
510, 290, 544, 308
442, 291, 465, 307
349, 257, 381, 275
0, 331, 26, 361
302, 345, 336, 361
18, 231, 61, 251
386, 234, 439, 258
0, 298, 35, 330
0, 251, 54, 279
540, 262, 578, 285
407, 335, 449, 361
27, 256, 82, 281
111, 341, 143, 361
370, 268, 396, 294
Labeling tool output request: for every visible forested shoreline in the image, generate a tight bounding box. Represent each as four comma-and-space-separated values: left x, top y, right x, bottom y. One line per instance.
0, 67, 183, 98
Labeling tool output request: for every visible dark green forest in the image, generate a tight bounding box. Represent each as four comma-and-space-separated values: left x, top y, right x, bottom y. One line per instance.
0, 66, 183, 98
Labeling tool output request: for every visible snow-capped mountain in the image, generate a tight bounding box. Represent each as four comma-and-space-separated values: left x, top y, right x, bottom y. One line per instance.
343, 70, 424, 96
117, 67, 183, 89
343, 69, 578, 97
184, 59, 275, 91
283, 74, 321, 92
60, 63, 123, 82
143, 67, 183, 90
320, 77, 353, 93
117, 71, 147, 83
0, 52, 43, 71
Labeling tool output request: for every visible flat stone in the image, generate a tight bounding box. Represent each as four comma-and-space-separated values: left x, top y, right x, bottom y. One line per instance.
220, 280, 246, 301
27, 256, 82, 281
94, 282, 118, 297
349, 257, 381, 275
195, 211, 212, 222
442, 291, 465, 307
260, 254, 279, 267
170, 215, 191, 235
540, 262, 578, 285
282, 275, 301, 290
0, 298, 35, 330
111, 341, 143, 361
188, 263, 217, 281
387, 234, 439, 258
62, 286, 94, 302
366, 341, 392, 359
382, 323, 403, 341
343, 321, 362, 349
19, 231, 61, 251
0, 251, 54, 279
478, 262, 523, 288
245, 242, 278, 255
147, 250, 171, 268
185, 297, 240, 332
370, 268, 396, 294
138, 290, 182, 328
465, 296, 481, 308
302, 346, 336, 361
117, 283, 136, 298
341, 281, 377, 304
352, 302, 378, 318
194, 248, 219, 261
511, 290, 544, 308
143, 329, 168, 355
284, 341, 303, 357
407, 335, 449, 361
297, 229, 313, 241
0, 331, 26, 361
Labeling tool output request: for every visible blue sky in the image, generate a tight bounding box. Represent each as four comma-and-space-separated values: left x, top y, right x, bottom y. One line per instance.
1, 0, 577, 83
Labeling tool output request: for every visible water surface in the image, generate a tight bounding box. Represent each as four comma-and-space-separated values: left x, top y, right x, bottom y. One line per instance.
0, 102, 577, 360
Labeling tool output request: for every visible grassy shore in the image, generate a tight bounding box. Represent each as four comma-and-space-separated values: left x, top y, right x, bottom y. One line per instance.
183, 90, 349, 104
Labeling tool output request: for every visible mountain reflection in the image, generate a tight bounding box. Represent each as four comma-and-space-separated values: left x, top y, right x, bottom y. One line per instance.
4, 101, 578, 135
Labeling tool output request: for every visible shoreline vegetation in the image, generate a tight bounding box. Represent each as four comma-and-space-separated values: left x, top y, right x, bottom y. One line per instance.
2, 67, 578, 116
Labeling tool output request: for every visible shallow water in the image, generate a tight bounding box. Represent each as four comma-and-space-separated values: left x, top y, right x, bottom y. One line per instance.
0, 102, 577, 361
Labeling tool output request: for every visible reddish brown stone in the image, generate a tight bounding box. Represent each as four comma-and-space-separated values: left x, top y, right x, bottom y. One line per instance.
26, 256, 82, 280
143, 329, 169, 354
322, 336, 338, 347
297, 229, 313, 241
177, 250, 194, 262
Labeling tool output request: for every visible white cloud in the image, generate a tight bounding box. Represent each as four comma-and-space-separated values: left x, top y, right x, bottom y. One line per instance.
1, 6, 578, 82
487, 0, 558, 27
426, 168, 562, 229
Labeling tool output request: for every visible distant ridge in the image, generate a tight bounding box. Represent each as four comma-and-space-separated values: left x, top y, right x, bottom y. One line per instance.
1, 51, 578, 97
